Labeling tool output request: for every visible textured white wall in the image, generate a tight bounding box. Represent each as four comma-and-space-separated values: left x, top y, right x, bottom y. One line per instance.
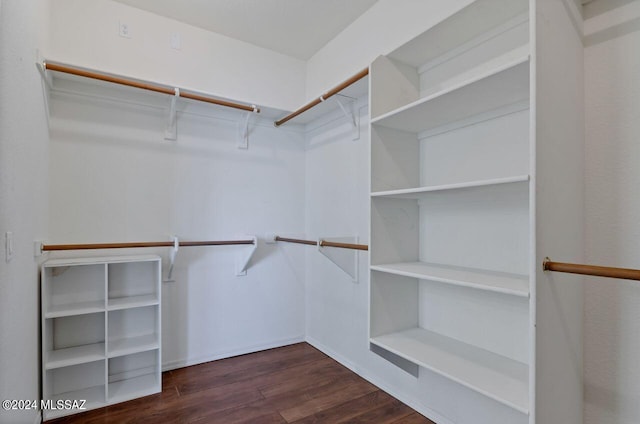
0, 1, 50, 423
584, 5, 640, 424
47, 80, 307, 370
48, 0, 306, 111
44, 0, 312, 375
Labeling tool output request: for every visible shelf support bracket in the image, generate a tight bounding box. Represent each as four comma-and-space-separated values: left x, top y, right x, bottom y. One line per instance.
237, 109, 255, 149
164, 236, 179, 282
164, 88, 180, 141
236, 235, 258, 276
318, 236, 360, 282
35, 53, 52, 129
334, 96, 360, 141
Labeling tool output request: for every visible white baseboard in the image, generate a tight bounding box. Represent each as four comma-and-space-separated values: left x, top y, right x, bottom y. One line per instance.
162, 335, 305, 372
305, 336, 454, 424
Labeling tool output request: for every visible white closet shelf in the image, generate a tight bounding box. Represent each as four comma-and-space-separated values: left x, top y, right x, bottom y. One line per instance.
387, 0, 528, 68
47, 385, 105, 419
45, 300, 104, 318
108, 373, 158, 404
107, 294, 159, 311
371, 57, 529, 134
371, 175, 529, 199
108, 334, 159, 358
370, 328, 529, 414
371, 262, 528, 297
45, 343, 106, 370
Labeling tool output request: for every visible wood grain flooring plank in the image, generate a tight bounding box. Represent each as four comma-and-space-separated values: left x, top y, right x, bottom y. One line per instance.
334, 398, 414, 423
175, 345, 328, 396
277, 377, 379, 422
391, 412, 437, 424
289, 390, 397, 424
258, 358, 354, 398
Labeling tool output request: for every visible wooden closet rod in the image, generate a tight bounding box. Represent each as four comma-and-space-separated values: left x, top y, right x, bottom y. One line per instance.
274, 236, 368, 251
42, 239, 255, 251
274, 68, 369, 127
44, 62, 260, 113
320, 240, 369, 251
543, 258, 640, 281
274, 236, 318, 246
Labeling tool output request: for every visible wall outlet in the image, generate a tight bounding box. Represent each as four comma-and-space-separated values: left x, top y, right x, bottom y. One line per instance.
119, 21, 132, 38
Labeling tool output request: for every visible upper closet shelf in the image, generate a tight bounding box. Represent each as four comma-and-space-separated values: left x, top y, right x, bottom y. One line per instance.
274, 68, 369, 126
386, 0, 528, 68
371, 58, 529, 134
371, 175, 529, 199
40, 61, 260, 113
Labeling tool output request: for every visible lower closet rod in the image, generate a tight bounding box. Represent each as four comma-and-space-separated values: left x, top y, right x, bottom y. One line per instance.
543, 258, 640, 281
275, 236, 368, 251
42, 239, 255, 251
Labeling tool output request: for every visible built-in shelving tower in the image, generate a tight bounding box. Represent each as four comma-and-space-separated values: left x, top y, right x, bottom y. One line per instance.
368, 0, 584, 422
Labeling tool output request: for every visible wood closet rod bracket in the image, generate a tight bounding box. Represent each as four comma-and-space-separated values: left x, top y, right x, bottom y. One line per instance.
274, 67, 369, 127
543, 257, 640, 281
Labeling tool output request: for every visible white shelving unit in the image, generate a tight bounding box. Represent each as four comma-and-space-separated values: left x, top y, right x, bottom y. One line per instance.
369, 0, 584, 423
41, 255, 161, 420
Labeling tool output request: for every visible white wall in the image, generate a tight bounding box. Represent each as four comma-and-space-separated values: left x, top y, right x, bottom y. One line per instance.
0, 1, 50, 423
48, 0, 306, 112
305, 0, 474, 99
46, 77, 307, 370
583, 3, 640, 424
44, 0, 311, 376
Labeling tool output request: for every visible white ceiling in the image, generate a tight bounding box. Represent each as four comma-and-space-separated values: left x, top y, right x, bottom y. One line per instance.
113, 0, 378, 60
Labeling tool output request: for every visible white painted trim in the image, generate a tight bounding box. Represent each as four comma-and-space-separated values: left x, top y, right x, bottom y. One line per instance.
305, 336, 455, 424
161, 335, 305, 371
528, 2, 537, 423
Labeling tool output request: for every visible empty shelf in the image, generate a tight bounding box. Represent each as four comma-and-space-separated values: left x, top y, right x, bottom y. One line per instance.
108, 373, 159, 404
371, 262, 528, 297
45, 343, 106, 370
371, 175, 529, 199
371, 328, 529, 414
46, 300, 104, 318
108, 334, 159, 358
371, 57, 530, 134
108, 294, 159, 311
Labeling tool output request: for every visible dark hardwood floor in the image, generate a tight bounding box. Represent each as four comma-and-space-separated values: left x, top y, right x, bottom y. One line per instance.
46, 343, 435, 424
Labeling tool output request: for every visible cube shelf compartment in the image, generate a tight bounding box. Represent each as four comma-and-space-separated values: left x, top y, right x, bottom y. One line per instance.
41, 255, 161, 420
